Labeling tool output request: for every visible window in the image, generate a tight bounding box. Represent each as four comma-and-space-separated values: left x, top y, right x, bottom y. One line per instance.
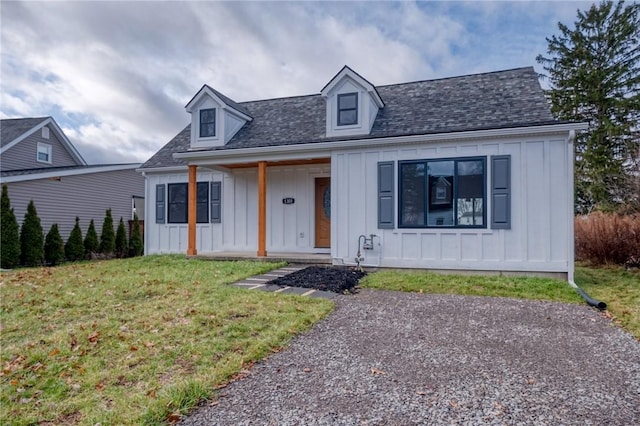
399, 157, 486, 228
37, 142, 52, 164
167, 182, 209, 224
199, 108, 216, 137
337, 93, 358, 126
41, 127, 50, 139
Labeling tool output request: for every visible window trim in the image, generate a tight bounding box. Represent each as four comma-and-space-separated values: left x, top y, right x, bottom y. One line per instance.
36, 142, 52, 164
398, 156, 487, 229
199, 108, 216, 138
337, 92, 358, 126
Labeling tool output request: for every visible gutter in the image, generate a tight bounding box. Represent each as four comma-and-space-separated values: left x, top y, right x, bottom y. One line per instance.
173, 122, 589, 163
568, 280, 607, 310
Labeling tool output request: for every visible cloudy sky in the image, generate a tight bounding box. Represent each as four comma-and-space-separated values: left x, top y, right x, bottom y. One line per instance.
1, 0, 594, 165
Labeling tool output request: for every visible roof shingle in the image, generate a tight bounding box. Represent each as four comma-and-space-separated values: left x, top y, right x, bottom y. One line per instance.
141, 67, 556, 169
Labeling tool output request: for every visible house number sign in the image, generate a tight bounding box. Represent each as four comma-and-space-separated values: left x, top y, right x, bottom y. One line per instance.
282, 197, 295, 205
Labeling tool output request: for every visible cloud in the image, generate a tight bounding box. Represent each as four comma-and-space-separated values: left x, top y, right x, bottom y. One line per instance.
1, 1, 595, 165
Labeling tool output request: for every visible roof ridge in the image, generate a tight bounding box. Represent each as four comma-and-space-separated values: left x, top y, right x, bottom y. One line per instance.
235, 67, 535, 105
375, 66, 535, 89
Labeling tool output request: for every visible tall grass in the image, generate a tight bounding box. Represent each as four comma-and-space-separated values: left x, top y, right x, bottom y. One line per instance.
575, 212, 640, 265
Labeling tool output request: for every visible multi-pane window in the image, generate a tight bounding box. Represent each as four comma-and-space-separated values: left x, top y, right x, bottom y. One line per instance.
37, 142, 51, 163
167, 182, 209, 224
399, 157, 486, 228
337, 93, 358, 126
199, 108, 216, 137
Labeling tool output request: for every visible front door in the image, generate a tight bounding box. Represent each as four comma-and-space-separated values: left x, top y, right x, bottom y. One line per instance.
314, 177, 331, 248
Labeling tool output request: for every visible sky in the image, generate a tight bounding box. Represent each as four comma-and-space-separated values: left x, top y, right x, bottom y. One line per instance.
1, 0, 596, 165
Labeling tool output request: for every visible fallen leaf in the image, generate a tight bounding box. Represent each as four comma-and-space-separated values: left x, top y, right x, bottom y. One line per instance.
416, 391, 426, 396
370, 368, 386, 375
95, 382, 104, 391
303, 368, 311, 373
166, 411, 181, 423
49, 348, 60, 357
88, 331, 100, 343
144, 341, 155, 348
129, 345, 138, 351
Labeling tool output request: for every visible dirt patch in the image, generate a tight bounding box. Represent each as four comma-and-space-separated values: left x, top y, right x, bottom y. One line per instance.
268, 266, 366, 294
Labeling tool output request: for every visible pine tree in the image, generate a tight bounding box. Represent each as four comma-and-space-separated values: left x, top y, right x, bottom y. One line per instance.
99, 208, 115, 255
84, 219, 99, 256
537, 1, 640, 213
20, 200, 44, 267
115, 217, 127, 258
44, 224, 65, 266
1, 185, 20, 269
65, 217, 85, 261
129, 213, 143, 257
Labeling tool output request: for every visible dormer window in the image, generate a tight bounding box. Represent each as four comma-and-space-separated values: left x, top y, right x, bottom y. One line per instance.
199, 108, 216, 137
337, 93, 358, 126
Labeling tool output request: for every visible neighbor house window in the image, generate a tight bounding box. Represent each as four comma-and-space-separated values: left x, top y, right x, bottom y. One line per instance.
167, 182, 209, 224
37, 142, 52, 164
337, 93, 358, 126
199, 108, 216, 137
399, 157, 486, 228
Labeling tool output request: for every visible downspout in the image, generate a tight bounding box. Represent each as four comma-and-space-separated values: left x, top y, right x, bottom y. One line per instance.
567, 129, 606, 310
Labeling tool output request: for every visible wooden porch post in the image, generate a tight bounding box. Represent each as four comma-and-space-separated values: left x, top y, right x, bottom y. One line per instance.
257, 161, 267, 257
187, 164, 197, 256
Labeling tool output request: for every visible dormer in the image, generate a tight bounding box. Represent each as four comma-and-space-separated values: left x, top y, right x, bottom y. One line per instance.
321, 66, 384, 138
185, 85, 253, 149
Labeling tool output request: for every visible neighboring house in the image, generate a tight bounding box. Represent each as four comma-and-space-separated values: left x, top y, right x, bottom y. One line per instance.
140, 66, 586, 280
0, 117, 145, 239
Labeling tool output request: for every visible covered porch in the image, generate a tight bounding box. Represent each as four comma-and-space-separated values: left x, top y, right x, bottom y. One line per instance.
183, 156, 331, 257
192, 251, 332, 264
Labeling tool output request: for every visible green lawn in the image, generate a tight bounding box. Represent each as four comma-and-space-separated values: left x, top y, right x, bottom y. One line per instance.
361, 270, 584, 303
0, 256, 334, 425
576, 265, 640, 340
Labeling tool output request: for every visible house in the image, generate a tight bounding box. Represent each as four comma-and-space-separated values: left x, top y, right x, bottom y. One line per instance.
139, 66, 587, 280
0, 117, 145, 239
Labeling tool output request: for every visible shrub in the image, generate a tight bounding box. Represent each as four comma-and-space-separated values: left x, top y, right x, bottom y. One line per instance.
575, 212, 640, 265
129, 213, 143, 257
115, 217, 127, 258
65, 217, 85, 261
44, 224, 65, 266
99, 209, 115, 255
20, 200, 44, 267
1, 185, 20, 269
84, 219, 99, 256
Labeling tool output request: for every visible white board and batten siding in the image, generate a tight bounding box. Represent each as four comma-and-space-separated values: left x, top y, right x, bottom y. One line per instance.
144, 164, 330, 255
331, 134, 571, 275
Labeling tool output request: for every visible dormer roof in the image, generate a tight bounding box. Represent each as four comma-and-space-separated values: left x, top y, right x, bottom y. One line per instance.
185, 84, 253, 121
320, 65, 384, 108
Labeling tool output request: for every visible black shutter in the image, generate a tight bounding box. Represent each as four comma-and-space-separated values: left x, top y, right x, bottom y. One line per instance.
210, 181, 221, 223
491, 155, 511, 229
155, 184, 165, 224
378, 161, 395, 229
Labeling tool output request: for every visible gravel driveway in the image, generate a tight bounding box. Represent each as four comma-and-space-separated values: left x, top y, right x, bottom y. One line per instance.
180, 290, 640, 425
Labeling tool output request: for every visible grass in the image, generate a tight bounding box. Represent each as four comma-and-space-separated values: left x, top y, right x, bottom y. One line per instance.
0, 256, 334, 425
361, 270, 584, 304
576, 265, 640, 340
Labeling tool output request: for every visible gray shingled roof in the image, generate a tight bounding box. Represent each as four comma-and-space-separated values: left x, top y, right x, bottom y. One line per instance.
141, 67, 556, 169
1, 117, 49, 148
